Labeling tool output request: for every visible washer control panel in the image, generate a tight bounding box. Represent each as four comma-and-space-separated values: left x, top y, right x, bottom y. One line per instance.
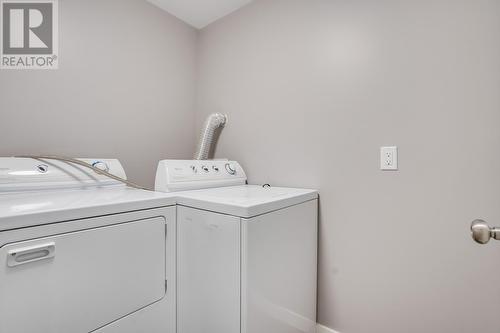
155, 160, 247, 192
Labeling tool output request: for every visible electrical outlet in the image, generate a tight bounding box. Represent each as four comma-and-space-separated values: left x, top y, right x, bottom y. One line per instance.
380, 146, 398, 170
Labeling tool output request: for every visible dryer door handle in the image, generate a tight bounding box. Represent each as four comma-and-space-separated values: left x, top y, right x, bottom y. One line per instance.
7, 242, 55, 267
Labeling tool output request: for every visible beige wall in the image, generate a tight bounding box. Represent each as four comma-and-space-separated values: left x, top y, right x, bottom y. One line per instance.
197, 0, 500, 332
0, 0, 198, 188
3, 0, 500, 331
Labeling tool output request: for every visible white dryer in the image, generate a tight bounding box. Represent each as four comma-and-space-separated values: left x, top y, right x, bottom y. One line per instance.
0, 157, 177, 333
155, 160, 318, 333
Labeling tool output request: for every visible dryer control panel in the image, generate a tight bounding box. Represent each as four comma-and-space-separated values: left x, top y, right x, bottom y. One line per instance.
155, 160, 247, 192
0, 157, 126, 192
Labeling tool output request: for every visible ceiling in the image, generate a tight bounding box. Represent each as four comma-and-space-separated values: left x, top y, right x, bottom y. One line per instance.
147, 0, 253, 29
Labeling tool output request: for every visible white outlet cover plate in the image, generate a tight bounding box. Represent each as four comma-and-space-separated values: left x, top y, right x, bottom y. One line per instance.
380, 146, 398, 170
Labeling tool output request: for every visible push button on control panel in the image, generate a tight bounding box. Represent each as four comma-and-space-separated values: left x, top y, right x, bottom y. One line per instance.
202, 166, 210, 173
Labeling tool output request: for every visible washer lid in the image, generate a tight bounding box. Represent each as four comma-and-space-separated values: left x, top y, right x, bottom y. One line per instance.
176, 185, 318, 218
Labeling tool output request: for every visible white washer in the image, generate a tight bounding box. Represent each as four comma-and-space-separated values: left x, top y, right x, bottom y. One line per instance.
156, 160, 318, 333
0, 158, 177, 333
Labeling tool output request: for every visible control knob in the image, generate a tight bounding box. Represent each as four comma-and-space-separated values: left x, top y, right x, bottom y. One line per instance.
225, 163, 237, 175
92, 161, 109, 172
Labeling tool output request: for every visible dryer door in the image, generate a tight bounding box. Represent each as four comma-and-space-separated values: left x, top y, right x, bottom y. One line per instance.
0, 218, 166, 333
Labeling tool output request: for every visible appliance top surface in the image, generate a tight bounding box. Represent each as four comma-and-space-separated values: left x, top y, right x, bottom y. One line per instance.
176, 185, 318, 218
0, 157, 176, 231
0, 186, 176, 232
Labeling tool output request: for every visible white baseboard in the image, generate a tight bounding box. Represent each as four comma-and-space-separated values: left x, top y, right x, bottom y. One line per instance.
317, 324, 340, 333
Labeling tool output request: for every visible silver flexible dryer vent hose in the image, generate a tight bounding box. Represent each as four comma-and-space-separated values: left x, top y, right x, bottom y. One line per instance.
194, 113, 228, 160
